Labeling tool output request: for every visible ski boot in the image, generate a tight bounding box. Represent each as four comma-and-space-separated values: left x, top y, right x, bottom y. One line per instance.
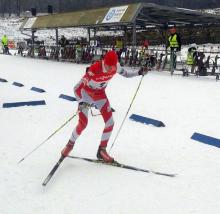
61, 140, 74, 157
97, 146, 114, 163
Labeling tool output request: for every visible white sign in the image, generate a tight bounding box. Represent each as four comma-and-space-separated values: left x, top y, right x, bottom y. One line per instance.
23, 17, 37, 29
102, 6, 128, 23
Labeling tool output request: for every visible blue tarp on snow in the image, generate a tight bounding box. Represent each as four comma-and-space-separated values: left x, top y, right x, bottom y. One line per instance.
191, 132, 220, 148
0, 78, 8, 82
3, 100, 46, 108
12, 82, 24, 87
129, 114, 165, 127
30, 87, 46, 93
59, 94, 76, 102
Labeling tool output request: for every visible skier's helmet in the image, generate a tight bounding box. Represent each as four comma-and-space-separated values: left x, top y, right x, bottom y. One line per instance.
104, 50, 118, 66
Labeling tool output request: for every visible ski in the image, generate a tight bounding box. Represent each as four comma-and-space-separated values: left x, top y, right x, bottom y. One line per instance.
42, 156, 65, 186
68, 155, 176, 177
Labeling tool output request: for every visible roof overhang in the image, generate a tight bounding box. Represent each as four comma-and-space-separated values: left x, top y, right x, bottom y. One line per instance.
20, 3, 141, 30
136, 3, 220, 27
20, 3, 220, 31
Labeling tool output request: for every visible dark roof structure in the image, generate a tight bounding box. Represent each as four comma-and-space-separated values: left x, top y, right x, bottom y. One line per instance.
20, 3, 220, 31
137, 3, 220, 26
19, 3, 220, 46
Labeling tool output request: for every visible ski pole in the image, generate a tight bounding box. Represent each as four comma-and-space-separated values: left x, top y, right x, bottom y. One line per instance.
109, 75, 145, 153
18, 111, 78, 164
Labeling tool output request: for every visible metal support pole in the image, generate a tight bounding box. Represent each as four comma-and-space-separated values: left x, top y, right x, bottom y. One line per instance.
31, 29, 35, 57
55, 28, 59, 48
58, 0, 61, 13
94, 28, 97, 46
16, 0, 20, 17
87, 28, 91, 45
132, 21, 136, 48
124, 26, 128, 46
8, 0, 11, 16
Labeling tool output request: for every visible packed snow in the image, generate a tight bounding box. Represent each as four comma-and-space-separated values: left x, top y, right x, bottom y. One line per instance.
1, 51, 220, 214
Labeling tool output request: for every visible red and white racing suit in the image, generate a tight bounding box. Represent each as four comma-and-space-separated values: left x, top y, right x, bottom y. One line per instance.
70, 60, 139, 148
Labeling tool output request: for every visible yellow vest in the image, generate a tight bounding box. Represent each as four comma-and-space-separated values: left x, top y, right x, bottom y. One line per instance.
169, 34, 179, 48
187, 51, 195, 65
116, 40, 123, 49
1, 36, 8, 46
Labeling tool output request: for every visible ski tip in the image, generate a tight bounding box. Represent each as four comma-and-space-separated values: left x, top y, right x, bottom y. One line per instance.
17, 158, 24, 164
42, 178, 49, 186
154, 172, 177, 177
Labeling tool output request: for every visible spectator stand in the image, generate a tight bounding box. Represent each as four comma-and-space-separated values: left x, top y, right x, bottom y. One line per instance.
19, 3, 220, 72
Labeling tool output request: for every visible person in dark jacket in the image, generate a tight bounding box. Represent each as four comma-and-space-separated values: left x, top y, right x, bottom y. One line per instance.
59, 35, 69, 58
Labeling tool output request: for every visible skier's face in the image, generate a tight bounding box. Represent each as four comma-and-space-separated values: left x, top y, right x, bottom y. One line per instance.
104, 64, 116, 72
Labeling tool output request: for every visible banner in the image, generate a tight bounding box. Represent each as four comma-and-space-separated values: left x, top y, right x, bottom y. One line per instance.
23, 17, 37, 29
102, 6, 128, 23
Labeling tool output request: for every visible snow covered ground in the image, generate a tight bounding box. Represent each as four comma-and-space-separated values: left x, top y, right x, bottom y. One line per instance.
1, 53, 220, 214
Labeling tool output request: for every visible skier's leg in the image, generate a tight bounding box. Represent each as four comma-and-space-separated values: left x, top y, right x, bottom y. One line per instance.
61, 106, 89, 156
71, 107, 89, 141
95, 98, 114, 162
61, 104, 89, 157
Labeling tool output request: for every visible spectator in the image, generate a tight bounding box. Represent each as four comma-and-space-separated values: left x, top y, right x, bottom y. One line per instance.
166, 27, 181, 72
115, 37, 124, 62
143, 38, 149, 49
59, 35, 69, 58
1, 35, 9, 54
186, 44, 197, 74
166, 27, 181, 52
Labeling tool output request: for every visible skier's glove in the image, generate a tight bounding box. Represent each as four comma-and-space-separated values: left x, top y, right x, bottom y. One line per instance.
138, 67, 148, 76
78, 102, 90, 111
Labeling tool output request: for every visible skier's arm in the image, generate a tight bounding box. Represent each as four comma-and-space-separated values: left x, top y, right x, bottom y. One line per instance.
117, 63, 148, 77
81, 61, 101, 85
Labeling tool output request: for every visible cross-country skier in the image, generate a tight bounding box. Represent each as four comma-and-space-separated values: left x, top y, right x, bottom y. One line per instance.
61, 50, 148, 162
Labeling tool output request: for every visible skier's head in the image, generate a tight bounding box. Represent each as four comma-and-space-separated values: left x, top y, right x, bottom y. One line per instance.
169, 27, 176, 34
104, 50, 118, 67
